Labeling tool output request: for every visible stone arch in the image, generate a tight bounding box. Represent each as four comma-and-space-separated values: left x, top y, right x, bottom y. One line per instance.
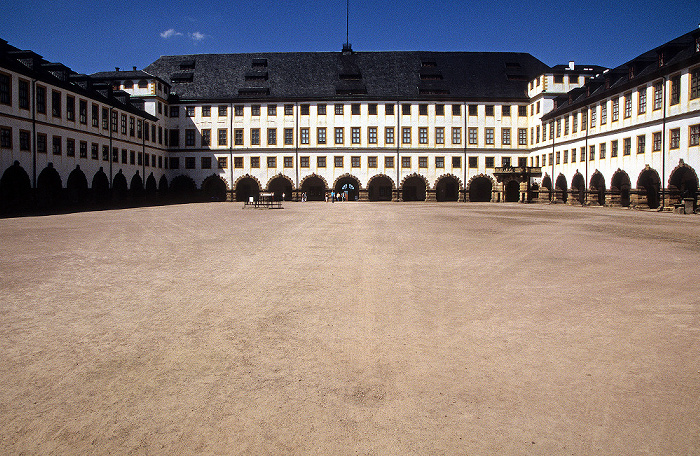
267, 173, 294, 201
589, 170, 606, 206
300, 173, 328, 201
112, 170, 128, 200
540, 174, 552, 202
234, 174, 261, 202
92, 167, 110, 203
130, 171, 145, 197
434, 174, 462, 202
555, 173, 569, 203
333, 173, 361, 201
636, 165, 661, 209
0, 160, 31, 211
158, 174, 169, 193
400, 173, 429, 201
467, 174, 495, 202
503, 179, 520, 202
668, 159, 698, 203
202, 174, 229, 201
66, 165, 89, 205
145, 172, 157, 194
611, 169, 631, 207
37, 163, 63, 207
367, 174, 395, 201
571, 171, 586, 204
541, 174, 552, 190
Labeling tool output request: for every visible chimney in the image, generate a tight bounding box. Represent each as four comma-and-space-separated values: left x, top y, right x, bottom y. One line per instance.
133, 66, 137, 71
568, 61, 575, 70
115, 67, 120, 72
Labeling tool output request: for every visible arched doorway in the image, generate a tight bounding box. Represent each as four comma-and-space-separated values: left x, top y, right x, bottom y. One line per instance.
92, 167, 110, 204
334, 175, 361, 201
367, 175, 394, 201
571, 173, 585, 204
112, 170, 128, 201
637, 167, 661, 209
611, 170, 631, 207
401, 175, 427, 201
235, 176, 260, 202
0, 161, 31, 211
555, 174, 568, 203
435, 175, 460, 202
504, 180, 520, 202
669, 163, 698, 204
202, 175, 228, 201
589, 171, 606, 206
66, 165, 89, 205
130, 171, 144, 198
468, 176, 492, 202
267, 175, 293, 201
37, 163, 63, 207
300, 175, 326, 201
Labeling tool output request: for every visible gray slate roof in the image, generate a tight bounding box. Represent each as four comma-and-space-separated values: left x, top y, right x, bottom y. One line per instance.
144, 51, 549, 102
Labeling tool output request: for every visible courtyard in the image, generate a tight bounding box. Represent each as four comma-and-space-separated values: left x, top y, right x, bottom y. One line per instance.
0, 202, 698, 455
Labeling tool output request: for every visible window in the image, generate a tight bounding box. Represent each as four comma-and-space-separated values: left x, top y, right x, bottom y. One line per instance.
385, 104, 394, 115
250, 157, 260, 168
638, 88, 647, 114
670, 128, 680, 149
691, 68, 700, 99
467, 104, 477, 116
612, 99, 619, 121
468, 127, 477, 145
623, 137, 631, 155
452, 156, 461, 168
590, 107, 596, 127
317, 104, 326, 115
19, 130, 30, 151
518, 105, 527, 116
284, 156, 294, 168
218, 129, 227, 146
555, 151, 560, 164
624, 93, 632, 118
485, 156, 494, 168
37, 133, 46, 154
317, 127, 326, 144
352, 127, 360, 144
334, 104, 343, 115
556, 119, 561, 137
186, 106, 195, 117
65, 96, 75, 121
129, 117, 135, 136
690, 125, 700, 147
218, 157, 228, 169
502, 157, 511, 168
232, 129, 242, 146
419, 127, 428, 144
563, 149, 568, 164
91, 143, 98, 160
300, 156, 309, 168
611, 140, 618, 157
251, 105, 260, 116
183, 157, 195, 169
267, 104, 276, 116
0, 127, 11, 148
418, 104, 427, 116
601, 103, 607, 124
234, 105, 243, 116
417, 156, 427, 168
401, 156, 411, 168
385, 127, 394, 144
267, 156, 277, 168
120, 114, 127, 134
435, 104, 444, 116
653, 131, 662, 151
452, 104, 461, 116
250, 128, 260, 145
637, 135, 646, 154
334, 156, 343, 167
284, 128, 293, 145
232, 157, 243, 169
67, 138, 76, 157
402, 104, 411, 115
485, 128, 494, 145
581, 110, 587, 130
402, 127, 411, 144
670, 75, 680, 105
185, 129, 196, 146
564, 117, 570, 135
111, 147, 118, 163
317, 156, 326, 167
0, 73, 10, 105
518, 128, 527, 146
468, 156, 477, 168
351, 104, 361, 115
268, 128, 277, 145
52, 136, 62, 155
169, 157, 179, 169
335, 127, 344, 144
202, 106, 211, 117
571, 148, 577, 162
653, 82, 663, 110
129, 150, 135, 165
589, 145, 595, 161
217, 105, 227, 117
368, 127, 377, 144
351, 156, 361, 167
368, 156, 377, 168
599, 143, 606, 159
300, 104, 309, 115
435, 127, 444, 144
52, 91, 61, 117
579, 147, 585, 162
435, 156, 444, 168
36, 86, 46, 114
485, 105, 494, 116
300, 128, 309, 145
385, 156, 394, 168
201, 129, 211, 146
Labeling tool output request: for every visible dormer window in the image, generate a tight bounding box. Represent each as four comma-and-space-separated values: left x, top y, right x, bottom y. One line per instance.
657, 51, 664, 67
421, 61, 437, 68
628, 65, 635, 79
252, 58, 268, 68
696, 37, 700, 53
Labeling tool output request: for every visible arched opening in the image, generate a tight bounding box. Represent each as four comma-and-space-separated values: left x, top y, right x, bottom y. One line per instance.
158, 174, 168, 193
145, 172, 157, 195
504, 180, 520, 202
669, 165, 698, 204
555, 174, 568, 203
130, 171, 145, 198
468, 176, 492, 202
611, 170, 631, 207
334, 175, 361, 201
637, 168, 661, 209
202, 175, 228, 201
169, 174, 197, 202
540, 175, 552, 201
435, 175, 460, 202
402, 175, 427, 201
235, 176, 260, 202
112, 170, 128, 201
571, 173, 585, 204
66, 165, 88, 205
37, 163, 63, 208
0, 161, 31, 212
589, 172, 606, 206
299, 175, 325, 201
92, 167, 110, 204
268, 175, 293, 201
367, 175, 393, 201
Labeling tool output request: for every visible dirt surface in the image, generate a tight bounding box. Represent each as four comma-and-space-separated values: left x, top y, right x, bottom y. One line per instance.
1, 202, 699, 455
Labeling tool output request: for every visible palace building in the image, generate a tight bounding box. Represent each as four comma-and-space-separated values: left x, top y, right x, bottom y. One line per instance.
1, 29, 699, 209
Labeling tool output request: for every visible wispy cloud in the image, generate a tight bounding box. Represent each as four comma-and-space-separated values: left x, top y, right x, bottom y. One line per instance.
189, 32, 207, 42
160, 28, 183, 39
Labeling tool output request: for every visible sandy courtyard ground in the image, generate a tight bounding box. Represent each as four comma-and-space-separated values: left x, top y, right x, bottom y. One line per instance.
0, 202, 699, 455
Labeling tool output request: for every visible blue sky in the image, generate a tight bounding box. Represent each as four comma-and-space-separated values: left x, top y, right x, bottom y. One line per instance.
1, 0, 698, 75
